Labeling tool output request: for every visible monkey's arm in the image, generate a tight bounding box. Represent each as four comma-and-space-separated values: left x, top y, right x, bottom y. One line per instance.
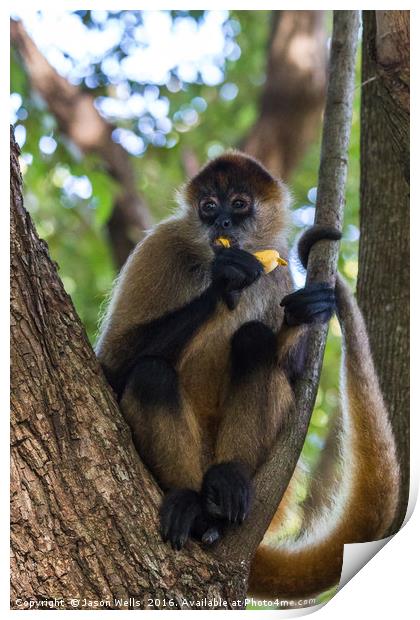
100, 285, 220, 398
97, 240, 263, 398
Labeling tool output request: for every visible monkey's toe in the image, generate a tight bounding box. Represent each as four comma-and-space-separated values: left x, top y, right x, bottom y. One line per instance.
160, 489, 202, 550
201, 526, 221, 545
202, 462, 252, 524
191, 511, 224, 545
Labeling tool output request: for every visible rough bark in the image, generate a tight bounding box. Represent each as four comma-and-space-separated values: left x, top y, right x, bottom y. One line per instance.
358, 11, 410, 529
10, 19, 152, 269
10, 128, 247, 610
217, 11, 360, 562
243, 10, 327, 180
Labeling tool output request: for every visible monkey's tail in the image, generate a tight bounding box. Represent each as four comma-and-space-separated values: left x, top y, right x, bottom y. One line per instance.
248, 234, 400, 600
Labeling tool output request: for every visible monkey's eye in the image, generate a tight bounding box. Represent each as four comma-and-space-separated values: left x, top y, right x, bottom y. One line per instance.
201, 200, 218, 215
232, 199, 248, 210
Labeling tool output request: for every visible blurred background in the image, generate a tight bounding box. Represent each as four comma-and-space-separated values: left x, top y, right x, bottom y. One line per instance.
10, 9, 361, 581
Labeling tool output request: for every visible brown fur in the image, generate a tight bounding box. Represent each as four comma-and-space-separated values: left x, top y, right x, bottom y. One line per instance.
96, 152, 400, 599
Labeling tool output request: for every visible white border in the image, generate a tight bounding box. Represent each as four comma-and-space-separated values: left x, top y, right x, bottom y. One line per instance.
3, 3, 418, 618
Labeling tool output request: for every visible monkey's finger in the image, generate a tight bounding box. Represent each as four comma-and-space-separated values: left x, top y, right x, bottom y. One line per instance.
220, 479, 233, 522
287, 300, 334, 318
288, 300, 334, 316
205, 485, 223, 518
221, 266, 247, 291
237, 481, 251, 523
170, 508, 197, 551
282, 298, 335, 318
226, 475, 246, 523
281, 284, 334, 307
217, 247, 260, 264
228, 487, 238, 524
166, 504, 184, 549
285, 301, 335, 326
160, 501, 176, 542
281, 286, 334, 307
284, 298, 335, 319
216, 250, 263, 276
224, 257, 263, 280
233, 476, 247, 523
201, 526, 221, 545
239, 483, 251, 523
218, 478, 234, 521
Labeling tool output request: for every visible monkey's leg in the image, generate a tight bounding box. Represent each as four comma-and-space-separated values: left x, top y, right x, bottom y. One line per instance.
202, 321, 295, 524
120, 356, 220, 549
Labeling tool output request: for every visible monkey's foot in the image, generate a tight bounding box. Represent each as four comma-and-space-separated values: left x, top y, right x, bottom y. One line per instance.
191, 513, 224, 546
160, 489, 202, 550
202, 462, 252, 524
281, 283, 335, 326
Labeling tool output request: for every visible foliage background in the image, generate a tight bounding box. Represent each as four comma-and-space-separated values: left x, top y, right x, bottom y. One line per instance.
10, 9, 360, 580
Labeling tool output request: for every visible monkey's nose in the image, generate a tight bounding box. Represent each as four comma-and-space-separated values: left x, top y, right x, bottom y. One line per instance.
216, 217, 232, 230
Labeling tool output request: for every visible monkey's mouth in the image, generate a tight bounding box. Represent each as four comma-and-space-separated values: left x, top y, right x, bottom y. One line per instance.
210, 234, 239, 249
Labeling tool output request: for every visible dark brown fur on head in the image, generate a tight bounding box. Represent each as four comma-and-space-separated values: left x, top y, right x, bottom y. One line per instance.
185, 150, 283, 204
179, 150, 290, 251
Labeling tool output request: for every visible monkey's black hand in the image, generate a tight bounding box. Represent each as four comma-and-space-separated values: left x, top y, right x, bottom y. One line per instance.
212, 248, 263, 310
160, 489, 202, 550
160, 489, 223, 549
202, 462, 252, 524
281, 283, 336, 326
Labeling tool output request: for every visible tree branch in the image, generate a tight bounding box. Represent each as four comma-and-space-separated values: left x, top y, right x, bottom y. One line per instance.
10, 19, 153, 269
216, 10, 360, 564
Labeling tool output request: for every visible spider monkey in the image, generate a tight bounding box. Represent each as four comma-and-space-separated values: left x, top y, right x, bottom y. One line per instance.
96, 151, 400, 599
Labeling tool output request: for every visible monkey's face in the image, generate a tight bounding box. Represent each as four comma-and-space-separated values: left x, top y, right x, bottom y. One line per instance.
197, 190, 254, 248
184, 151, 289, 251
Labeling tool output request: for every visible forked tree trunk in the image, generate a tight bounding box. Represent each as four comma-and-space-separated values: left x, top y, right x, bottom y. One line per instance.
358, 11, 409, 529
10, 129, 247, 609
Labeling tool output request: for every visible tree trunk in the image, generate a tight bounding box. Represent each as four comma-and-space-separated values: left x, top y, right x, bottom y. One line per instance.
243, 10, 327, 179
10, 128, 247, 610
11, 20, 152, 270
358, 11, 410, 529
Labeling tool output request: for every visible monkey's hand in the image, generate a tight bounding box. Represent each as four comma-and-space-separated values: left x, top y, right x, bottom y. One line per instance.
160, 489, 222, 549
202, 462, 252, 524
212, 248, 263, 310
281, 283, 336, 326
160, 489, 201, 550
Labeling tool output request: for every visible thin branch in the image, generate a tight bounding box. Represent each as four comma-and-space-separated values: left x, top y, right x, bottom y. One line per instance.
10, 19, 153, 269
216, 10, 360, 564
